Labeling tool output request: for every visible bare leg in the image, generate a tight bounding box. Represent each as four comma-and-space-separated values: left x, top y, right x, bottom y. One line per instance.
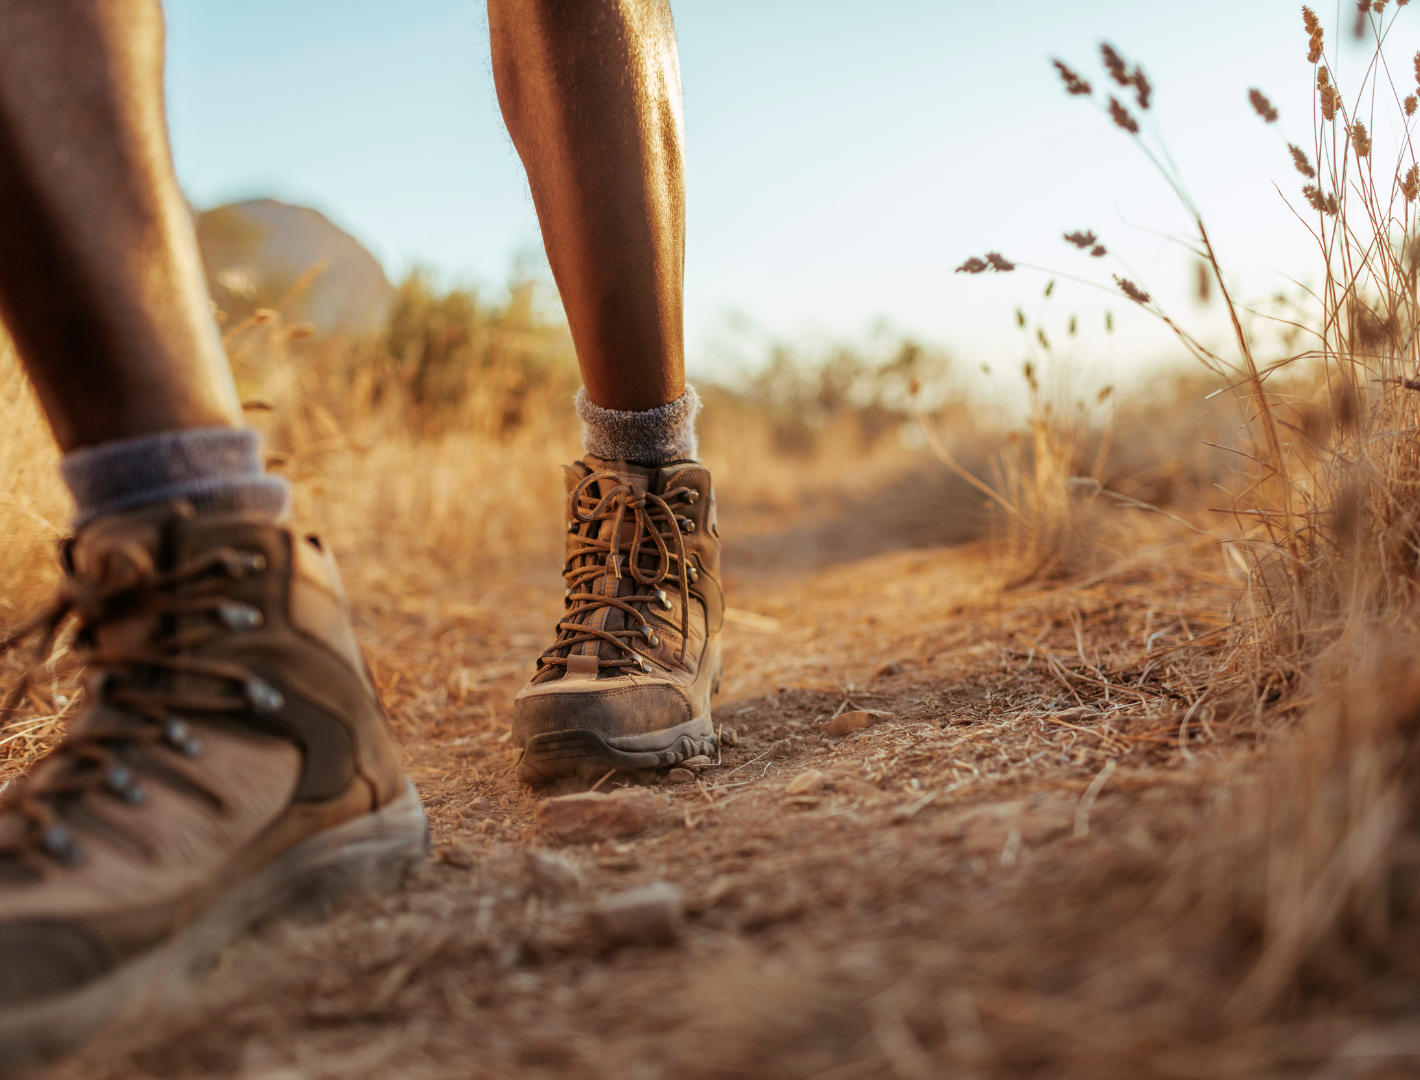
489, 0, 686, 412
0, 0, 241, 452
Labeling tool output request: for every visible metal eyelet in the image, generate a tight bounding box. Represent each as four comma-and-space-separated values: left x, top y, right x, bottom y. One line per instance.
42, 824, 81, 865
678, 517, 697, 534
246, 679, 285, 715
105, 764, 145, 805
681, 490, 699, 504
218, 601, 264, 631
654, 589, 672, 610
635, 657, 654, 674
164, 718, 203, 756
225, 551, 268, 579
641, 626, 660, 648
687, 565, 699, 584
567, 521, 580, 533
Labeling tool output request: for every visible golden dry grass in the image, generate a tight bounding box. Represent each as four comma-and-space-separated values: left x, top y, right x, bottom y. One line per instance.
11, 7, 1420, 1077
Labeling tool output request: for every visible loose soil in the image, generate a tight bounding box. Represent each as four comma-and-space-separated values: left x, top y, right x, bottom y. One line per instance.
36, 497, 1288, 1080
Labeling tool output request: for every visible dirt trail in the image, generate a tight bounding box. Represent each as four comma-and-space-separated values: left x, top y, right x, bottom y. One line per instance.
46, 500, 1244, 1080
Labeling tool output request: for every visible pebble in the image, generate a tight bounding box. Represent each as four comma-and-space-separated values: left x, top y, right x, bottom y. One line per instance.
719, 727, 739, 747
767, 738, 792, 760
681, 755, 714, 770
525, 849, 583, 895
590, 882, 683, 946
435, 842, 475, 869
819, 709, 895, 738
785, 768, 827, 795
535, 789, 662, 844
666, 768, 694, 784
875, 660, 906, 678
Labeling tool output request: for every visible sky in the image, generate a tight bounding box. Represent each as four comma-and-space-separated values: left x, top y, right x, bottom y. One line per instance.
164, 1, 1420, 390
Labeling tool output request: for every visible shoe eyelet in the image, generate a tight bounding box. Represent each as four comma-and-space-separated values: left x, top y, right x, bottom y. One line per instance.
246, 679, 285, 715
163, 718, 204, 756
641, 626, 660, 648
225, 551, 268, 578
654, 589, 672, 610
104, 764, 145, 804
635, 658, 654, 674
218, 601, 264, 631
687, 565, 699, 584
567, 521, 579, 533
42, 824, 81, 865
682, 490, 699, 505
678, 517, 696, 534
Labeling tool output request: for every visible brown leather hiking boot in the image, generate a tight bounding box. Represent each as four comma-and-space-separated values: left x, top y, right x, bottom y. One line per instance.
513, 454, 724, 783
0, 503, 426, 1066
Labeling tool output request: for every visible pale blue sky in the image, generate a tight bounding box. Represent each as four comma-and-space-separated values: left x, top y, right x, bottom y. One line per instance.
164, 2, 1416, 387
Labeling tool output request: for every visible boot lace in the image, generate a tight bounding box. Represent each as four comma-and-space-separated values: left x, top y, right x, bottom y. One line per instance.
539, 470, 697, 676
0, 544, 280, 866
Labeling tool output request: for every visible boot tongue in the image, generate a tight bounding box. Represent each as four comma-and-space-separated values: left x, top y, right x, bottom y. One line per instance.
576, 456, 658, 669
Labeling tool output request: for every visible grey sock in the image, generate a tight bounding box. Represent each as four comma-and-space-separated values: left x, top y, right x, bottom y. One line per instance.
61, 426, 291, 527
575, 386, 701, 464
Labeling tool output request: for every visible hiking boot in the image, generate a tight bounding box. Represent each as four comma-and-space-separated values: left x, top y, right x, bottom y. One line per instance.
513, 454, 724, 782
0, 502, 426, 1065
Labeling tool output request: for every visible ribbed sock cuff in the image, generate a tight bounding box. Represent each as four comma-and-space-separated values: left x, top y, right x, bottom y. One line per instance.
61, 427, 291, 527
575, 386, 701, 464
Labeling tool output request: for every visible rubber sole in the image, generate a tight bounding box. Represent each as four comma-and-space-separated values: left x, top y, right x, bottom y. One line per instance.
0, 781, 429, 1071
518, 715, 718, 783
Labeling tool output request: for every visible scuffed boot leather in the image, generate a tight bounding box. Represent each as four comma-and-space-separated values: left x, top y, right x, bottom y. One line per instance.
513, 454, 724, 782
0, 502, 426, 1066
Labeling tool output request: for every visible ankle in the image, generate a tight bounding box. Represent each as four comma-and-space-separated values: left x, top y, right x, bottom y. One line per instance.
575, 385, 701, 465
60, 426, 290, 527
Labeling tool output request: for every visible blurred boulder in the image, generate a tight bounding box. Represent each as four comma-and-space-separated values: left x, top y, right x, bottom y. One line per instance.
196, 198, 393, 335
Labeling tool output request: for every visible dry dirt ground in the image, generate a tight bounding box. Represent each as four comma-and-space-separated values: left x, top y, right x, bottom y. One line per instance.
35, 495, 1266, 1080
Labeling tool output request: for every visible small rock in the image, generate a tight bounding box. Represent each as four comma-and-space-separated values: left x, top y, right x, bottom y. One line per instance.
771, 724, 791, 739
875, 660, 906, 678
681, 755, 714, 770
525, 849, 584, 895
535, 789, 662, 844
785, 768, 827, 795
767, 738, 792, 760
666, 768, 694, 784
590, 882, 683, 946
819, 709, 895, 738
719, 727, 739, 747
435, 842, 475, 869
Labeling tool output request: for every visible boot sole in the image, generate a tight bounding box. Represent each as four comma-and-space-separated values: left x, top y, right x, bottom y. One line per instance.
518, 715, 718, 783
0, 781, 429, 1071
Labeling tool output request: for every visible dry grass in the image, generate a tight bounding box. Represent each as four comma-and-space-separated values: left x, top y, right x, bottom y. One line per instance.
11, 8, 1420, 1077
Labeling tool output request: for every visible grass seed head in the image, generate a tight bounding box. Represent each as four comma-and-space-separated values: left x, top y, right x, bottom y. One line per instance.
1408, 94, 1418, 116
1309, 31, 1324, 63
1289, 144, 1317, 177
1404, 164, 1419, 201
1100, 43, 1131, 86
1109, 97, 1140, 134
1320, 81, 1338, 121
1303, 5, 1321, 33
1131, 65, 1152, 109
1303, 184, 1340, 214
1053, 60, 1092, 96
986, 252, 1016, 272
1351, 120, 1372, 157
1358, 0, 1371, 11
1250, 88, 1280, 122
955, 257, 988, 274
1090, 245, 1107, 257
1063, 230, 1100, 249
1113, 275, 1151, 305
